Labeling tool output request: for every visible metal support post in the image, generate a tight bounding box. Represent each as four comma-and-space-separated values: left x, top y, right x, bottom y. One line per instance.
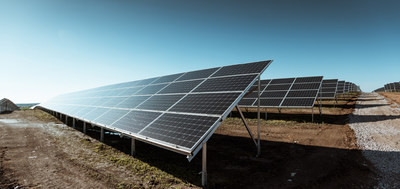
72, 118, 76, 128
312, 108, 314, 123
65, 115, 68, 124
265, 109, 267, 120
131, 137, 136, 156
100, 127, 104, 142
236, 106, 258, 146
257, 76, 261, 157
202, 142, 207, 187
83, 122, 87, 134
319, 92, 322, 117
334, 97, 337, 108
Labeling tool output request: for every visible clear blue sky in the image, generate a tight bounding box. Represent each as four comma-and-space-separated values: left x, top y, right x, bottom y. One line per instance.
1, 0, 399, 103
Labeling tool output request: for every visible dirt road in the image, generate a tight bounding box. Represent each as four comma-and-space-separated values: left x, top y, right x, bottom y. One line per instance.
0, 110, 194, 189
349, 92, 400, 188
0, 112, 121, 188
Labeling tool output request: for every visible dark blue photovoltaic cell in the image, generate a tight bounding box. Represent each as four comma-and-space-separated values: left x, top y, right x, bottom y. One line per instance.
281, 98, 315, 107
135, 84, 168, 95
100, 97, 128, 108
239, 98, 256, 106
194, 74, 257, 92
140, 113, 219, 149
72, 106, 95, 117
117, 96, 151, 109
170, 93, 240, 115
322, 79, 338, 84
136, 94, 185, 111
94, 109, 129, 126
270, 78, 295, 84
265, 84, 291, 91
111, 110, 162, 134
321, 88, 336, 93
176, 68, 219, 81
117, 87, 144, 96
158, 80, 202, 94
286, 90, 318, 98
322, 83, 337, 88
260, 98, 283, 107
261, 91, 287, 98
291, 83, 320, 90
136, 77, 158, 86
81, 107, 110, 121
294, 76, 323, 83
212, 61, 270, 77
260, 80, 271, 85
152, 73, 184, 84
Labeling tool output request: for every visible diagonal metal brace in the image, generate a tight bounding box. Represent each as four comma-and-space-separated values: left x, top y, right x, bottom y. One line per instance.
236, 105, 258, 147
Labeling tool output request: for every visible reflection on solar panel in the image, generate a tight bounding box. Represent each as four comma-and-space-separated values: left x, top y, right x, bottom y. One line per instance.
318, 79, 338, 99
239, 76, 323, 108
38, 60, 273, 159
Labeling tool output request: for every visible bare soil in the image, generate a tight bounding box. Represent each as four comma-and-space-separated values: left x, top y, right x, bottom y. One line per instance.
379, 92, 400, 107
0, 95, 377, 188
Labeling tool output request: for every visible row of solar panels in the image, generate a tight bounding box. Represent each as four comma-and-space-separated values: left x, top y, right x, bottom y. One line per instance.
239, 77, 361, 109
37, 60, 361, 160
374, 82, 400, 92
38, 61, 272, 158
0, 98, 19, 113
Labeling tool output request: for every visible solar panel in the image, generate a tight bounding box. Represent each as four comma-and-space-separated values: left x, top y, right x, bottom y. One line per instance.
38, 60, 273, 159
318, 79, 338, 99
395, 82, 400, 92
345, 82, 351, 93
336, 81, 345, 94
239, 76, 323, 108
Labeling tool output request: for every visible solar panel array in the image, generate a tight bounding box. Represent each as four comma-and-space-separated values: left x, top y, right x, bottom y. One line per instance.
0, 98, 19, 113
318, 79, 338, 99
383, 82, 400, 92
374, 87, 385, 92
38, 60, 272, 158
239, 76, 323, 108
376, 82, 400, 92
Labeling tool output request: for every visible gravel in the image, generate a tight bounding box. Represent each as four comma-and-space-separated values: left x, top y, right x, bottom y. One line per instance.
349, 92, 400, 188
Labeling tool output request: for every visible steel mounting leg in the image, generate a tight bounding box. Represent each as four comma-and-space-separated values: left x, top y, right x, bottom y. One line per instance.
257, 76, 261, 158
236, 105, 257, 147
202, 142, 207, 187
131, 137, 136, 156
83, 122, 87, 134
100, 127, 104, 142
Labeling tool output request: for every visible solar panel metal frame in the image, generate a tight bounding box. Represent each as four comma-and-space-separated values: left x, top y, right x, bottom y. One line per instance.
318, 79, 338, 99
37, 60, 273, 160
336, 81, 346, 94
239, 76, 323, 109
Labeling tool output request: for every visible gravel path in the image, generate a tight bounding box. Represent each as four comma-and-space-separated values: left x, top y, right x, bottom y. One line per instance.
349, 92, 400, 188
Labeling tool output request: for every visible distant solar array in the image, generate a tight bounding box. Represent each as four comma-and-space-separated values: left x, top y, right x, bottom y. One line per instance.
38, 60, 272, 159
0, 98, 19, 113
239, 76, 323, 108
374, 82, 400, 92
